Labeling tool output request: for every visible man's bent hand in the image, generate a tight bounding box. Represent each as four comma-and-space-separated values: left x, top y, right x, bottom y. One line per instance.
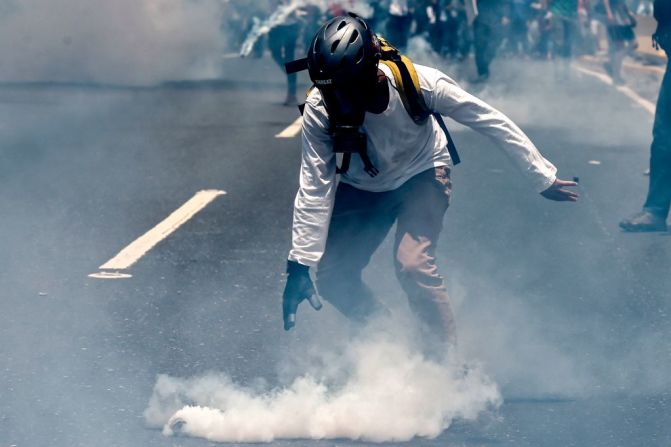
541, 179, 579, 202
282, 260, 322, 330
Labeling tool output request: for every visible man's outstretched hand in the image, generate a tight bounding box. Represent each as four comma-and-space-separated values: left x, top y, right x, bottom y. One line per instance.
282, 260, 322, 330
541, 179, 579, 202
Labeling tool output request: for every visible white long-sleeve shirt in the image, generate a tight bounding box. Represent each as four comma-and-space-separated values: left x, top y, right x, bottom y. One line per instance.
288, 63, 557, 267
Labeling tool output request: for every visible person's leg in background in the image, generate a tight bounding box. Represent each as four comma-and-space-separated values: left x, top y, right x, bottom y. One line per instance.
268, 24, 299, 105
444, 14, 459, 58
554, 17, 574, 79
268, 26, 284, 67
316, 183, 397, 323
429, 19, 445, 54
487, 17, 504, 64
457, 11, 471, 60
511, 17, 528, 56
605, 3, 636, 86
606, 27, 627, 84
643, 59, 671, 219
386, 14, 404, 49
393, 167, 457, 355
473, 17, 493, 79
620, 59, 671, 231
282, 23, 300, 104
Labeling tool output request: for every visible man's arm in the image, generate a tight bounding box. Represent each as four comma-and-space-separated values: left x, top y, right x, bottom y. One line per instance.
288, 97, 338, 267
283, 96, 337, 330
425, 70, 576, 200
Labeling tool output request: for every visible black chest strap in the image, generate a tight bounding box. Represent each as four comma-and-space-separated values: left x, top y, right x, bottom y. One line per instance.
433, 113, 461, 165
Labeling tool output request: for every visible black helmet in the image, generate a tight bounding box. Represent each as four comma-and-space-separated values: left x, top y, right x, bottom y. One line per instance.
307, 13, 381, 122
307, 13, 380, 89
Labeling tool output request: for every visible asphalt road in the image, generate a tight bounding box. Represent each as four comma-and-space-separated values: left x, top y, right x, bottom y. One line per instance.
1, 54, 670, 447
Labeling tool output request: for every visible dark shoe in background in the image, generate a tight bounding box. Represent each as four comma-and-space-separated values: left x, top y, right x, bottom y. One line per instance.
619, 210, 668, 232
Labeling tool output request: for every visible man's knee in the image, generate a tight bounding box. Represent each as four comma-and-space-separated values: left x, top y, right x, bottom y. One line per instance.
316, 272, 381, 322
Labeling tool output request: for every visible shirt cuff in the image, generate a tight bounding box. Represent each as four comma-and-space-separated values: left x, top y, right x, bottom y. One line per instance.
288, 252, 319, 268
536, 172, 557, 193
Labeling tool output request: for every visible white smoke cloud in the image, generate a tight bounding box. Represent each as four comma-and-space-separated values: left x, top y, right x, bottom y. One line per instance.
144, 318, 501, 443
0, 0, 379, 85
0, 0, 225, 85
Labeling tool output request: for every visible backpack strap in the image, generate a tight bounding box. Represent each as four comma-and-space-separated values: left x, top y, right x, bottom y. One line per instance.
433, 113, 461, 165
378, 35, 461, 165
379, 37, 431, 124
337, 153, 351, 175
285, 58, 308, 75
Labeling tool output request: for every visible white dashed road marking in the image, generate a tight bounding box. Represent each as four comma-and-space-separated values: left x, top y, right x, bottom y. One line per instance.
89, 189, 226, 279
275, 116, 302, 138
572, 64, 656, 116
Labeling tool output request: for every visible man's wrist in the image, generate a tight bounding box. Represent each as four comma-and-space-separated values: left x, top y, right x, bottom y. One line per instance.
287, 259, 310, 275
538, 173, 557, 193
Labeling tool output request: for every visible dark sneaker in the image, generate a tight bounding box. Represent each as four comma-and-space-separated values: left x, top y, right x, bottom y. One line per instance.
619, 211, 668, 232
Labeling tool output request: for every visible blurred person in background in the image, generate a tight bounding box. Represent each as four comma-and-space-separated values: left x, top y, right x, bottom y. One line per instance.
598, 0, 637, 84
528, 1, 554, 59
386, 0, 415, 50
446, 0, 472, 60
415, 0, 432, 36
299, 3, 324, 53
328, 0, 347, 17
620, 0, 671, 231
236, 1, 271, 58
426, 0, 446, 53
472, 0, 510, 81
548, 0, 580, 78
635, 0, 653, 16
267, 0, 308, 105
576, 0, 600, 55
442, 0, 471, 60
220, 1, 245, 53
509, 0, 533, 56
367, 0, 388, 30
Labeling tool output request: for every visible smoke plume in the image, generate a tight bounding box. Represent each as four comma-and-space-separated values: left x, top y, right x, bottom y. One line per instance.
144, 316, 501, 443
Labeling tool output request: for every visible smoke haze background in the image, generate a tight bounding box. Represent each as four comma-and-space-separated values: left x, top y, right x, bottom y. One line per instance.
0, 0, 376, 85
0, 0, 226, 85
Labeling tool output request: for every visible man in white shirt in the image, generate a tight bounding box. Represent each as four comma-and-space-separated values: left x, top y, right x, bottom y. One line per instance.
282, 14, 578, 352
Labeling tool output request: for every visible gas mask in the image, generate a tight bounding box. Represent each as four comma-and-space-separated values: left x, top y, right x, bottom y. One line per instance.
318, 75, 379, 177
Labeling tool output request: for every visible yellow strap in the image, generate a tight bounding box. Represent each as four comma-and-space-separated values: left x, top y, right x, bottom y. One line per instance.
377, 35, 421, 91
380, 60, 412, 115
380, 57, 426, 123
377, 35, 396, 54
376, 34, 427, 122
399, 54, 423, 97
